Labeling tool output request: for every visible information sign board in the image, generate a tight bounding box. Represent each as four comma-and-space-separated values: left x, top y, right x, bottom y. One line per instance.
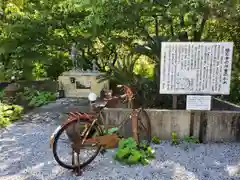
160, 42, 234, 94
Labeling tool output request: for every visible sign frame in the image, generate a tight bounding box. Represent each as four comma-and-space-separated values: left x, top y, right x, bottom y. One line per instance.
159, 42, 234, 95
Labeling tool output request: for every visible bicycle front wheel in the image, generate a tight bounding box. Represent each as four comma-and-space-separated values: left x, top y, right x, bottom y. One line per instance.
52, 118, 103, 170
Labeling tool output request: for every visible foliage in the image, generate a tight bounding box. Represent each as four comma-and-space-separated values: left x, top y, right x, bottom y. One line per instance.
114, 137, 155, 165
104, 127, 119, 135
152, 136, 160, 144
171, 133, 200, 145
98, 55, 139, 85
98, 55, 158, 107
0, 102, 23, 127
184, 136, 200, 143
18, 87, 56, 107
171, 131, 180, 145
0, 0, 240, 106
0, 89, 5, 100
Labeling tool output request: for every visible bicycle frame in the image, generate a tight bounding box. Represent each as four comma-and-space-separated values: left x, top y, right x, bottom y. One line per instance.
82, 107, 140, 146
59, 85, 139, 146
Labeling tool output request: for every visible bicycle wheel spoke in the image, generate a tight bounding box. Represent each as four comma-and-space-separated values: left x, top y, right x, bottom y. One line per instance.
136, 110, 151, 145
138, 118, 147, 132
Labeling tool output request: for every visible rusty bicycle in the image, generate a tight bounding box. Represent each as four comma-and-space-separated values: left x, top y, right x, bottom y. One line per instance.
50, 85, 151, 174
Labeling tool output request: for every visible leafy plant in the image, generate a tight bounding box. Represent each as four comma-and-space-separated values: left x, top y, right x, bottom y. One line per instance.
104, 127, 119, 135
152, 136, 160, 144
18, 87, 56, 107
184, 136, 200, 143
0, 103, 23, 127
114, 137, 155, 165
29, 91, 56, 107
98, 55, 158, 108
98, 55, 139, 85
0, 90, 5, 101
171, 132, 180, 145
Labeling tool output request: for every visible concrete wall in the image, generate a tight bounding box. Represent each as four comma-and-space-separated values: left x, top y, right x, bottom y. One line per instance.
102, 108, 240, 143
204, 111, 240, 142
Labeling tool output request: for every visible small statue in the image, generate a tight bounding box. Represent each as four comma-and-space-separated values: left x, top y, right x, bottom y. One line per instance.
71, 43, 78, 70
92, 59, 98, 72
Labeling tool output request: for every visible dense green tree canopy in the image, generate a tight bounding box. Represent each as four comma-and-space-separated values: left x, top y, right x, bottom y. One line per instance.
0, 0, 240, 106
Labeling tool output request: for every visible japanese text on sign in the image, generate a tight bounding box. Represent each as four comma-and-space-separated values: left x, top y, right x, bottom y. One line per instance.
160, 42, 234, 94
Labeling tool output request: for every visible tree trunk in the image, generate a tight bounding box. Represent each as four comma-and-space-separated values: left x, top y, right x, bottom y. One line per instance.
153, 16, 160, 90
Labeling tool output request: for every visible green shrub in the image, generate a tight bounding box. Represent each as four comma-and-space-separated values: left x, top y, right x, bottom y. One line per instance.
18, 87, 56, 107
152, 136, 160, 144
28, 91, 56, 107
0, 103, 23, 127
171, 131, 180, 145
114, 137, 155, 165
0, 90, 5, 100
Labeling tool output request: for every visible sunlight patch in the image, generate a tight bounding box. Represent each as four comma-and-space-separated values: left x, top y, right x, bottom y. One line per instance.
225, 164, 240, 177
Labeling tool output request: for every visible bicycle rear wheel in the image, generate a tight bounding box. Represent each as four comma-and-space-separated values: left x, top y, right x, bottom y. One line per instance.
136, 109, 151, 146
52, 118, 103, 170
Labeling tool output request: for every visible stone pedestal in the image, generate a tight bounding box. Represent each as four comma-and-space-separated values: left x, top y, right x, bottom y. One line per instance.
58, 70, 109, 98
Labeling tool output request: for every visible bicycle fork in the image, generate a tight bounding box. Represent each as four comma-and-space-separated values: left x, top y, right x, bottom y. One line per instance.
72, 151, 82, 176
71, 119, 97, 176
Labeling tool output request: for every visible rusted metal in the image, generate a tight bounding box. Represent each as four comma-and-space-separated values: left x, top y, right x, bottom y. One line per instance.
84, 133, 120, 149
131, 109, 138, 144
50, 136, 54, 149
81, 118, 98, 144
51, 84, 151, 175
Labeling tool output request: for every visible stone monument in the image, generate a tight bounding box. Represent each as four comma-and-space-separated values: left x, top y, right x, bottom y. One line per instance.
58, 43, 109, 98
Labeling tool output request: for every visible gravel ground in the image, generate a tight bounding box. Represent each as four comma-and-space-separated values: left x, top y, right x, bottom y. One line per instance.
0, 110, 240, 180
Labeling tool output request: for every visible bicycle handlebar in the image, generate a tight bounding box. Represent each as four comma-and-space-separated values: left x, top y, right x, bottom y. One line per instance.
116, 84, 134, 102
90, 85, 133, 110
101, 85, 133, 103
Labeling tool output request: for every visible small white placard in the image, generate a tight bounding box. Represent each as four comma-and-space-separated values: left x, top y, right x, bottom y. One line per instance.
186, 95, 211, 110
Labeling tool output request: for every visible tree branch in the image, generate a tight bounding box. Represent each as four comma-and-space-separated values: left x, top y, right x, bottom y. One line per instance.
97, 37, 118, 66
153, 16, 159, 37
180, 15, 185, 27
178, 15, 188, 41
193, 11, 208, 41
170, 24, 174, 36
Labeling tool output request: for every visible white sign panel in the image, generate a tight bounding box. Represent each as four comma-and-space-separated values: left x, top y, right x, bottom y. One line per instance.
186, 95, 211, 110
160, 42, 234, 94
